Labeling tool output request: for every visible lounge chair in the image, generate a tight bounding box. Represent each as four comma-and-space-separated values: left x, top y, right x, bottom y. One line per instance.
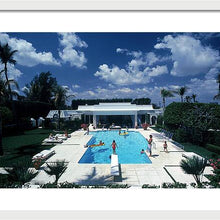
32, 149, 55, 161
111, 154, 120, 176
55, 134, 68, 140
42, 138, 63, 144
110, 126, 121, 130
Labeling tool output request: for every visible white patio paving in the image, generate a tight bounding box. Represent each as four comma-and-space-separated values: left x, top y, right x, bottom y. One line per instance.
30, 127, 214, 187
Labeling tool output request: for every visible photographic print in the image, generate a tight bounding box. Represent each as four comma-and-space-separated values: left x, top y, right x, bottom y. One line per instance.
0, 32, 220, 190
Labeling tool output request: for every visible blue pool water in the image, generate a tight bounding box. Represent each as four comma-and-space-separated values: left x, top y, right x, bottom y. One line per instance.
78, 130, 151, 164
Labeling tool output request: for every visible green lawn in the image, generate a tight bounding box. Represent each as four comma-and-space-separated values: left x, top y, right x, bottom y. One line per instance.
182, 142, 219, 159
0, 128, 54, 167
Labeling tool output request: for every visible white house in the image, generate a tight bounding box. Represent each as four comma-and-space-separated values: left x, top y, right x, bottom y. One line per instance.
77, 102, 163, 128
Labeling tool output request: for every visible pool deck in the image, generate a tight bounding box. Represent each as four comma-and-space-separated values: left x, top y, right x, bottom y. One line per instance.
30, 127, 213, 187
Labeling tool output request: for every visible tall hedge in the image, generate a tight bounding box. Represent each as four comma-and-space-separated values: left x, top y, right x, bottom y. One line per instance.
164, 102, 220, 145
6, 100, 52, 120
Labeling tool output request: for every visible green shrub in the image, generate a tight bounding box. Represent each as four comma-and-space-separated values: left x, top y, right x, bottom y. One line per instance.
4, 160, 38, 185
156, 115, 163, 126
173, 129, 188, 143
164, 102, 220, 146
206, 144, 220, 154
44, 160, 68, 184
40, 183, 129, 188
214, 132, 220, 147
162, 182, 187, 188
0, 107, 13, 125
142, 184, 160, 188
41, 182, 82, 188
59, 182, 81, 188
62, 119, 82, 131
41, 183, 58, 188
106, 183, 129, 188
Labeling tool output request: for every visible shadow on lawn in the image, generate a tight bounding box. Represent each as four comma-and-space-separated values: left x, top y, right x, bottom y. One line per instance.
77, 166, 127, 185
9, 144, 51, 161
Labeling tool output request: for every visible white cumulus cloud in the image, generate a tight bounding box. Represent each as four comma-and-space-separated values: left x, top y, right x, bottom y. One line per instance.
155, 34, 220, 77
95, 48, 168, 85
0, 63, 23, 80
72, 84, 80, 89
58, 33, 88, 69
0, 33, 60, 67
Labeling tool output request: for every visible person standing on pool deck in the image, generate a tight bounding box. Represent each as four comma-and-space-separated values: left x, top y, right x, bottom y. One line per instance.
147, 135, 153, 157
112, 140, 117, 154
163, 141, 168, 153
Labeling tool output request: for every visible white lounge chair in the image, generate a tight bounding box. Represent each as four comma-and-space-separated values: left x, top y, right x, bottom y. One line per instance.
32, 149, 55, 161
42, 138, 63, 144
111, 154, 120, 176
55, 134, 68, 140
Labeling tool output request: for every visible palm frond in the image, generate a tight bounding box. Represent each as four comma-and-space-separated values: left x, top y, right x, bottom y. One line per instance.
6, 79, 19, 89
4, 160, 38, 185
180, 156, 207, 184
44, 160, 68, 184
213, 93, 220, 100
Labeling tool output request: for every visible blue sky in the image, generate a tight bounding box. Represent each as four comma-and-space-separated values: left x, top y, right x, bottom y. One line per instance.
1, 32, 220, 106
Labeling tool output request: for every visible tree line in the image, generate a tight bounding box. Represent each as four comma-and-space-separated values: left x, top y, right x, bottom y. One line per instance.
160, 82, 220, 110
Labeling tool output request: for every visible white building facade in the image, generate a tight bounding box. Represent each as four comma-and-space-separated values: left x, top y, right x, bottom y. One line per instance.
77, 103, 163, 128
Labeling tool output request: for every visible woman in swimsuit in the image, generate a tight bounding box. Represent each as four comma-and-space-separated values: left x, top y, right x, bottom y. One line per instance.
112, 140, 117, 154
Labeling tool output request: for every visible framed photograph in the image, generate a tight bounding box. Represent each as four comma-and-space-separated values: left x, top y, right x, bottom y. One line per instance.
0, 0, 220, 10
0, 11, 220, 220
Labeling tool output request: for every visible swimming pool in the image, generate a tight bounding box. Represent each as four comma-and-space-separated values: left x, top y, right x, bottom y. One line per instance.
78, 130, 152, 164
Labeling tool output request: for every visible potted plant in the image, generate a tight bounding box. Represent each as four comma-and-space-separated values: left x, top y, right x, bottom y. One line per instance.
81, 124, 88, 131
141, 123, 150, 130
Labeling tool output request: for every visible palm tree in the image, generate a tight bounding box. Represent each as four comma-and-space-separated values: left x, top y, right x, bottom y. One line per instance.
44, 160, 68, 185
175, 86, 188, 102
185, 95, 192, 103
160, 88, 174, 110
24, 72, 57, 103
0, 113, 2, 156
0, 77, 19, 156
0, 43, 18, 101
0, 78, 19, 103
213, 73, 220, 100
4, 160, 38, 185
191, 93, 197, 103
54, 86, 75, 130
180, 156, 207, 186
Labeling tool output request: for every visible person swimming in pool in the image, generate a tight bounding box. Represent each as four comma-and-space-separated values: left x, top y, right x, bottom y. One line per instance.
140, 149, 145, 154
112, 140, 117, 154
99, 140, 104, 145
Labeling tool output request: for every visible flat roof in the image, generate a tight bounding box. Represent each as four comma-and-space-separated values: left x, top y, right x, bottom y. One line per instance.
78, 102, 155, 111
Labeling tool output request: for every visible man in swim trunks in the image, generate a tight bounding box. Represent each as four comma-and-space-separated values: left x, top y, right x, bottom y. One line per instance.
147, 135, 153, 157
112, 140, 117, 154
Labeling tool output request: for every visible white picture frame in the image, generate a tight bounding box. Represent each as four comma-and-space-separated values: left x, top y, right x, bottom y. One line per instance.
0, 10, 220, 220
0, 0, 220, 10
